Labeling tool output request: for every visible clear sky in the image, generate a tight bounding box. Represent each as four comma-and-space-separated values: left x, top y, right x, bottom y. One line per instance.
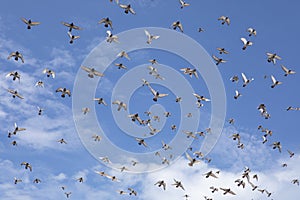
0, 0, 300, 199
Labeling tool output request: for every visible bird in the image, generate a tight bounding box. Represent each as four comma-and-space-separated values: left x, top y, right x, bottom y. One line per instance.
67, 31, 80, 44
172, 179, 185, 190
119, 4, 136, 14
230, 133, 241, 144
218, 16, 230, 25
212, 55, 226, 65
114, 63, 127, 69
171, 21, 184, 32
209, 186, 218, 193
7, 89, 24, 99
271, 141, 282, 153
233, 90, 242, 100
217, 47, 229, 54
154, 180, 166, 190
287, 150, 295, 158
82, 107, 90, 115
35, 80, 44, 87
185, 152, 200, 166
179, 0, 190, 9
203, 170, 218, 178
219, 188, 236, 195
21, 162, 32, 171
292, 179, 299, 186
64, 192, 72, 198
7, 51, 24, 63
228, 118, 235, 124
135, 138, 148, 147
162, 141, 172, 150
6, 71, 21, 82
57, 138, 67, 144
112, 100, 127, 111
37, 106, 44, 115
281, 65, 296, 76
21, 17, 40, 29
117, 190, 127, 195
14, 177, 22, 184
61, 22, 82, 32
145, 30, 160, 44
11, 140, 17, 146
12, 122, 26, 135
181, 68, 198, 78
247, 27, 257, 36
270, 75, 282, 88
148, 85, 168, 102
128, 188, 137, 196
92, 134, 102, 141
56, 88, 71, 98
106, 30, 119, 43
98, 17, 113, 29
42, 68, 55, 78
235, 179, 246, 188
76, 177, 84, 183
117, 51, 130, 60
182, 131, 198, 139
142, 79, 150, 86
94, 98, 107, 105
33, 178, 41, 183
266, 52, 281, 64
81, 66, 104, 78
193, 93, 210, 102
198, 27, 205, 32
128, 113, 143, 124
149, 59, 159, 65
241, 37, 253, 50
241, 72, 254, 87
230, 75, 239, 82
193, 151, 204, 158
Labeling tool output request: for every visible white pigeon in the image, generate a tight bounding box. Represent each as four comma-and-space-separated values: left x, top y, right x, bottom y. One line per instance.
179, 0, 190, 9
241, 73, 254, 87
270, 75, 282, 88
240, 37, 253, 50
281, 65, 296, 76
234, 90, 241, 99
266, 53, 281, 64
247, 28, 257, 36
144, 30, 160, 44
106, 30, 119, 43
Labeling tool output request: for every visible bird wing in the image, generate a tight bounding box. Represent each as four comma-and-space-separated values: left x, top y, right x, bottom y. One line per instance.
81, 66, 92, 73
241, 73, 247, 83
119, 4, 128, 9
281, 65, 289, 73
21, 18, 29, 25
185, 152, 193, 162
212, 55, 219, 61
271, 75, 276, 84
144, 29, 151, 39
15, 93, 24, 99
240, 37, 247, 45
158, 93, 168, 98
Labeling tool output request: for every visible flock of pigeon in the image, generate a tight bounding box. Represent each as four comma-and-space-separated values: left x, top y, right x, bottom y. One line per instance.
2, 0, 299, 199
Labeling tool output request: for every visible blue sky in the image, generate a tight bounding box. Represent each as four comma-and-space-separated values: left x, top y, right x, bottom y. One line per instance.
0, 0, 300, 199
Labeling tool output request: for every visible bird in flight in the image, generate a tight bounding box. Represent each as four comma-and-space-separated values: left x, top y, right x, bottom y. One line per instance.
21, 17, 40, 29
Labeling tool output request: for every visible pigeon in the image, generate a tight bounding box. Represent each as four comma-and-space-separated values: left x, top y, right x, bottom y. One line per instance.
241, 37, 253, 50
171, 21, 184, 32
241, 72, 254, 87
81, 66, 104, 78
212, 55, 226, 65
179, 0, 190, 9
98, 17, 113, 29
218, 16, 230, 25
270, 75, 282, 88
145, 30, 160, 44
21, 17, 40, 29
266, 52, 281, 64
119, 4, 136, 14
56, 87, 71, 98
281, 65, 296, 76
7, 51, 24, 63
61, 22, 82, 32
247, 27, 257, 36
106, 30, 119, 43
67, 31, 80, 44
